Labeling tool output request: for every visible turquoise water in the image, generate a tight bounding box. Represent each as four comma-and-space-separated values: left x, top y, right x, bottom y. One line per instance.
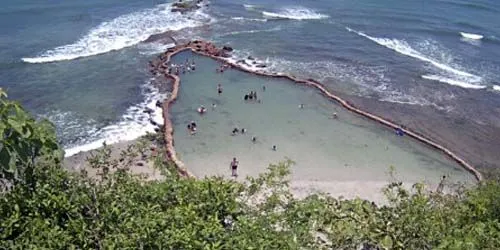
169, 51, 474, 186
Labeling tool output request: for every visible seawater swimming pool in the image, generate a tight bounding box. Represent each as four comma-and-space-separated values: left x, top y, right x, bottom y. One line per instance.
169, 50, 474, 200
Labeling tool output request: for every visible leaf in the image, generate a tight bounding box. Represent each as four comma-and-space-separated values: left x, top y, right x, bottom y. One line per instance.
380, 235, 393, 249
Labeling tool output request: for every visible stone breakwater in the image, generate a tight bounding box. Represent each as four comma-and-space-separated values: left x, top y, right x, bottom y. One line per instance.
149, 40, 483, 182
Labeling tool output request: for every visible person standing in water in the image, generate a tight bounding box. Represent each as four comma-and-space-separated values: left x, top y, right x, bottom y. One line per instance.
230, 157, 239, 177
217, 83, 223, 95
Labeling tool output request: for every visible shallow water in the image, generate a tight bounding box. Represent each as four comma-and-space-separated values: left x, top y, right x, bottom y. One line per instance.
170, 51, 475, 186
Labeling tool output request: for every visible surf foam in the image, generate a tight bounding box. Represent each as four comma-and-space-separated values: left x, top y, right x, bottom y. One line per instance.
63, 81, 167, 157
22, 4, 211, 64
231, 16, 268, 22
346, 27, 483, 89
460, 32, 484, 40
262, 7, 329, 20
422, 75, 486, 89
493, 85, 500, 92
219, 26, 281, 37
138, 42, 176, 56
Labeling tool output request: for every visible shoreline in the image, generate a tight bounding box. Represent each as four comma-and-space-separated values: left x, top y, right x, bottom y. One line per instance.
151, 40, 483, 182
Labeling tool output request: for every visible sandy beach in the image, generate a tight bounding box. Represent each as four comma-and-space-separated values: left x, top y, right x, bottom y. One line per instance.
64, 138, 164, 181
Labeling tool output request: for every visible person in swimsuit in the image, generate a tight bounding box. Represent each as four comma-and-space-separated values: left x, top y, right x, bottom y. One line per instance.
230, 157, 239, 177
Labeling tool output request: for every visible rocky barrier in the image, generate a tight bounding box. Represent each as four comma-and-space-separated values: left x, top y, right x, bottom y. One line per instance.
150, 40, 483, 182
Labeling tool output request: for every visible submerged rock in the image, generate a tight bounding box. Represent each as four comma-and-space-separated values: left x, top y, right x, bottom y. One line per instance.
171, 0, 203, 13
222, 46, 233, 52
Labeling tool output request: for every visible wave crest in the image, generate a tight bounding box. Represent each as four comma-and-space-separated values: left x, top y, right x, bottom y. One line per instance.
262, 7, 329, 20
231, 16, 268, 22
460, 32, 483, 40
346, 27, 484, 89
22, 4, 210, 64
63, 81, 166, 157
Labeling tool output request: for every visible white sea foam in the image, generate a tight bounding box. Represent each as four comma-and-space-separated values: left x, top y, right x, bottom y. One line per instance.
346, 27, 483, 89
231, 16, 268, 22
460, 32, 483, 40
262, 7, 329, 20
22, 4, 211, 64
219, 26, 281, 37
493, 85, 500, 92
138, 42, 176, 56
64, 81, 167, 157
243, 4, 259, 10
422, 75, 486, 89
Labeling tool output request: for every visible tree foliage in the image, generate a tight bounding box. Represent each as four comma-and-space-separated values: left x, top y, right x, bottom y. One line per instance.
0, 91, 499, 249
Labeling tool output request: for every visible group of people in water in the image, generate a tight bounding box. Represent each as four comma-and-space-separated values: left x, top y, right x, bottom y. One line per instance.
243, 91, 258, 102
168, 58, 196, 75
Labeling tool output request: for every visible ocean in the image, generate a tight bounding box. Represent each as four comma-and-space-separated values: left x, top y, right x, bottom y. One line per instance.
1, 0, 499, 164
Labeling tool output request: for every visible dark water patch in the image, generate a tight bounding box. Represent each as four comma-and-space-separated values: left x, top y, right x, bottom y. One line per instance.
437, 0, 499, 13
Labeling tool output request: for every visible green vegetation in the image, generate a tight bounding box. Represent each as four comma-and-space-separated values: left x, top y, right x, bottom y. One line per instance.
1, 90, 500, 249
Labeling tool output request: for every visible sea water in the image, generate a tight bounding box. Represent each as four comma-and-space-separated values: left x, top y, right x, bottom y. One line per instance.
169, 51, 475, 199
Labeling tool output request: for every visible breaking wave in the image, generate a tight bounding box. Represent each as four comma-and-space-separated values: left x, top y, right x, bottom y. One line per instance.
460, 32, 483, 40
62, 81, 167, 157
231, 16, 268, 22
218, 27, 281, 37
346, 27, 484, 89
262, 7, 329, 20
422, 75, 486, 89
22, 4, 211, 63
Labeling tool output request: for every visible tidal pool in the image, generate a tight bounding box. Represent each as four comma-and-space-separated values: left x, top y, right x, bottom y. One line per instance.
169, 51, 475, 201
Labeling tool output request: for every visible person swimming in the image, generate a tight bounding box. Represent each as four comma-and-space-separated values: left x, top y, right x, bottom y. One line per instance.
244, 94, 249, 101
197, 105, 206, 114
299, 104, 304, 109
262, 85, 266, 91
232, 127, 239, 135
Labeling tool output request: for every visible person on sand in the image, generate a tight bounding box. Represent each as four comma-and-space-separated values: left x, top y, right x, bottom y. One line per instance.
262, 85, 266, 91
244, 94, 249, 101
230, 157, 239, 177
252, 91, 257, 100
332, 112, 338, 119
248, 91, 254, 100
241, 128, 246, 134
299, 104, 304, 109
212, 103, 217, 109
272, 145, 277, 151
251, 136, 257, 143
